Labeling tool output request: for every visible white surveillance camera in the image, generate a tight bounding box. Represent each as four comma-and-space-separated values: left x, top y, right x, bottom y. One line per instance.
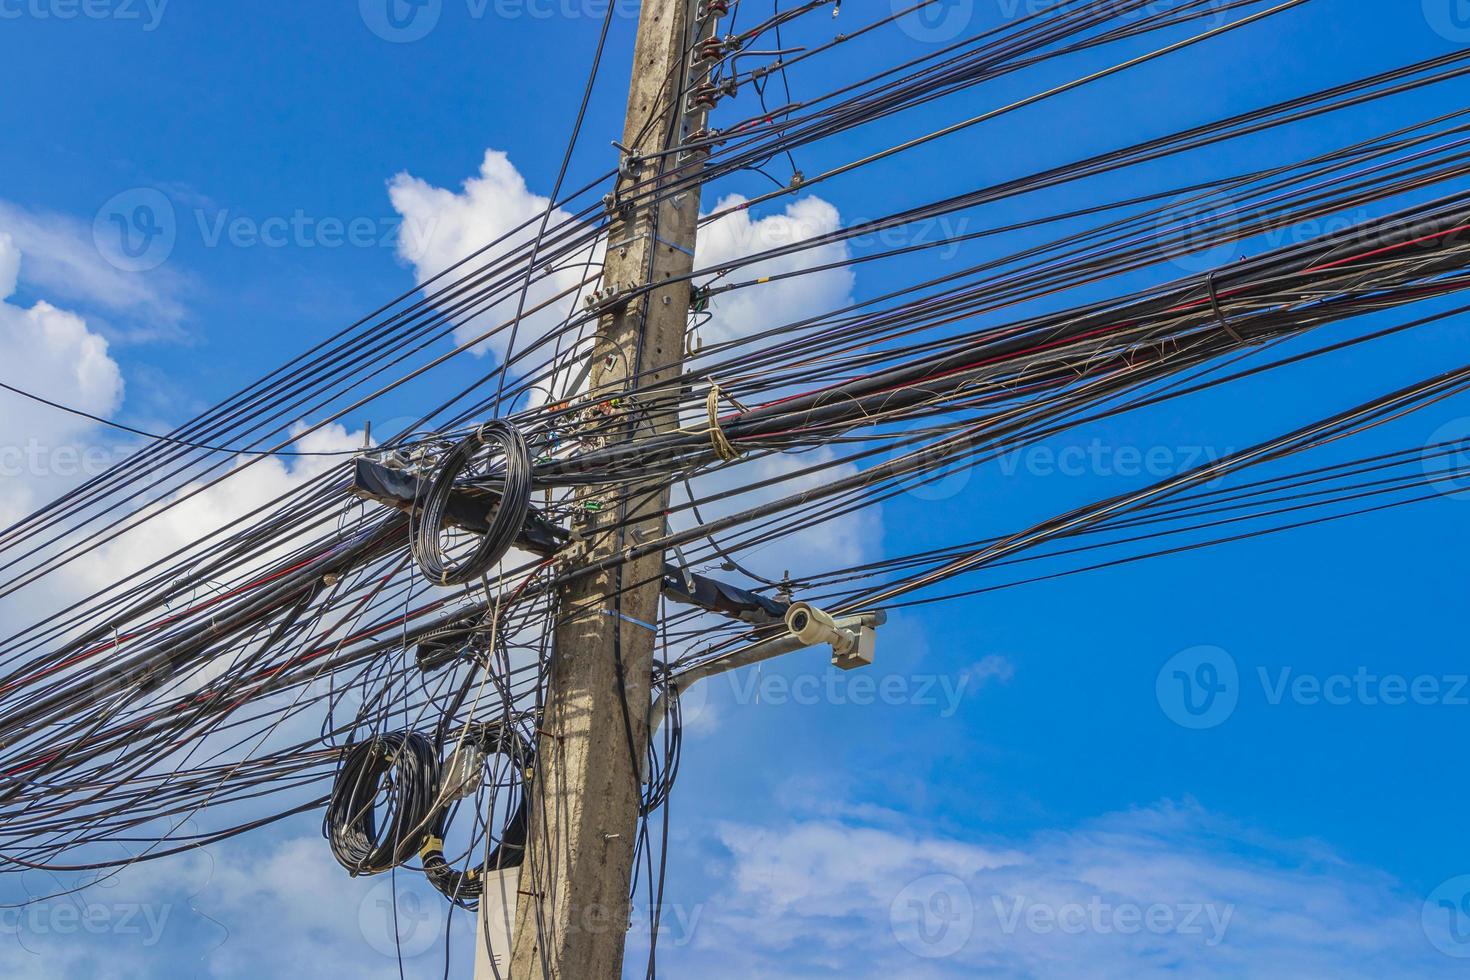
786, 602, 845, 650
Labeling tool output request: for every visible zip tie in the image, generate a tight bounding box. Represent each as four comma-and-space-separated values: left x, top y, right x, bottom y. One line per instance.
1205, 272, 1251, 346
602, 608, 659, 633
706, 382, 742, 461
654, 234, 695, 258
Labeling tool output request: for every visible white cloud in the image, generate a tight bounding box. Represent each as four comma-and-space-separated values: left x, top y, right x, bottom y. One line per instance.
641, 801, 1456, 979
388, 150, 594, 362
0, 232, 125, 527
0, 826, 475, 980
962, 654, 1015, 688
693, 193, 854, 348
387, 150, 855, 370
60, 421, 362, 602
0, 200, 188, 340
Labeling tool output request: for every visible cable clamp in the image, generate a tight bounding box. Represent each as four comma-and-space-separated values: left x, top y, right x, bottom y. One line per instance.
583, 284, 631, 316
613, 139, 643, 181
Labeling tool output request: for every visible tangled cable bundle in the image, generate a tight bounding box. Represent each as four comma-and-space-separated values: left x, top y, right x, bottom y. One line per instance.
326, 725, 534, 906
8, 6, 1470, 974
412, 421, 533, 587
422, 721, 534, 906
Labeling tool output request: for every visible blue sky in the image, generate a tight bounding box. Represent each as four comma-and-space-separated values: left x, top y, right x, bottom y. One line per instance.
4, 1, 1470, 977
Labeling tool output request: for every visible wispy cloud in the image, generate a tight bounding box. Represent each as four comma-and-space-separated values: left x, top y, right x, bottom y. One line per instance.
640, 800, 1458, 978
0, 199, 190, 342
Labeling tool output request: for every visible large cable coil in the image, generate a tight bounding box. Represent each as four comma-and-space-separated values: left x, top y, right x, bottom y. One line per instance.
412, 422, 532, 587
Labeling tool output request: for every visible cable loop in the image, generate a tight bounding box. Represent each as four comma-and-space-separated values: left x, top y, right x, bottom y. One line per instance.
705, 383, 742, 462
412, 421, 533, 587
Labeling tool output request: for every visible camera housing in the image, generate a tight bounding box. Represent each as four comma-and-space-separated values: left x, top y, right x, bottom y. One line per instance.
785, 602, 876, 671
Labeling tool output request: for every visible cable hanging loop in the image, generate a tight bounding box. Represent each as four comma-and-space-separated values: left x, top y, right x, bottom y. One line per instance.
705, 382, 743, 462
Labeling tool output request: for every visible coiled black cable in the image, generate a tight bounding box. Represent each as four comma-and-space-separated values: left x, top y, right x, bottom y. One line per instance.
325, 731, 441, 876
412, 422, 532, 586
422, 721, 534, 906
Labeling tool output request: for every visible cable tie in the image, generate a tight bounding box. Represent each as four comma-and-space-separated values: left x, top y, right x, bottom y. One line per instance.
1205, 272, 1252, 346
601, 608, 659, 633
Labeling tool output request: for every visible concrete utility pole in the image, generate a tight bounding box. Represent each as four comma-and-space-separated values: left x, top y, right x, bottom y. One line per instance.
506, 0, 718, 975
